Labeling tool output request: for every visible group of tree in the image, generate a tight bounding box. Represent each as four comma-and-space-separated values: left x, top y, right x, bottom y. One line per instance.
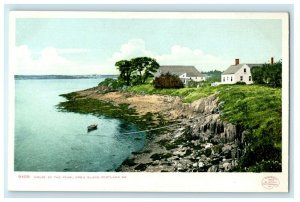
201, 70, 222, 83
251, 60, 282, 88
115, 57, 160, 86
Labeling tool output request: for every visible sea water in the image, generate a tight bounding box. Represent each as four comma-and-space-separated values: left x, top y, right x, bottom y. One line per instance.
14, 78, 145, 172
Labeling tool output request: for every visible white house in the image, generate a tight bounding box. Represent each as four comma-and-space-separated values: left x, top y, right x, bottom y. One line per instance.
221, 59, 264, 85
155, 65, 206, 84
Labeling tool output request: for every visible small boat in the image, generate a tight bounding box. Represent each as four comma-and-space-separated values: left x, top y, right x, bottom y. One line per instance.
87, 124, 98, 132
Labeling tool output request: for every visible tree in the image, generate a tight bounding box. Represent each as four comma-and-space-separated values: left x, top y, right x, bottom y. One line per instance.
268, 61, 282, 88
251, 60, 282, 87
115, 57, 160, 86
115, 60, 132, 86
201, 70, 222, 83
130, 57, 160, 84
251, 66, 265, 84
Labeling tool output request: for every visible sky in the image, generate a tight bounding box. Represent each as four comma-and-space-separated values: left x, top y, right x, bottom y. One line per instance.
14, 18, 282, 75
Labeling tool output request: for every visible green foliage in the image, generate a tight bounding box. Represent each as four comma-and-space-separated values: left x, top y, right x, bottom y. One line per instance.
235, 81, 246, 85
251, 61, 282, 87
202, 70, 222, 83
186, 80, 201, 88
153, 73, 184, 89
218, 85, 282, 171
240, 142, 281, 172
251, 66, 265, 84
115, 60, 132, 86
247, 160, 282, 172
218, 85, 281, 133
127, 84, 217, 102
98, 78, 125, 90
131, 57, 160, 84
115, 57, 160, 86
60, 92, 79, 100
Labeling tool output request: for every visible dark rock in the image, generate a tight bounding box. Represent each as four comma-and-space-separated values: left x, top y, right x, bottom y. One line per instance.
211, 154, 222, 165
135, 163, 149, 171
208, 165, 218, 172
204, 148, 212, 157
122, 158, 137, 166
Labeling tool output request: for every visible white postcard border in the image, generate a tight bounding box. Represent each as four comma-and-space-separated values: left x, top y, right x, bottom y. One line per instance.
7, 11, 290, 192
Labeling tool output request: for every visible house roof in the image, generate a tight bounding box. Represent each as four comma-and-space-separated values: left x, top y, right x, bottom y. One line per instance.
159, 65, 203, 77
247, 64, 264, 68
222, 63, 263, 75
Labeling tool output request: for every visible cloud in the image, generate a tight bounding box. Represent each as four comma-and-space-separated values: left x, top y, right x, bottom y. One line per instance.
108, 39, 154, 63
14, 45, 73, 74
57, 48, 90, 54
14, 45, 101, 75
14, 39, 230, 75
107, 39, 229, 72
157, 45, 223, 67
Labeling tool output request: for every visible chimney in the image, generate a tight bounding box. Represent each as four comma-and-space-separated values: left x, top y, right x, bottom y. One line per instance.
235, 59, 239, 65
271, 57, 274, 65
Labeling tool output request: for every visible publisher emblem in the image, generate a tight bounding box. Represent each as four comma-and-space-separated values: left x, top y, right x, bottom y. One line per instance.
261, 176, 280, 189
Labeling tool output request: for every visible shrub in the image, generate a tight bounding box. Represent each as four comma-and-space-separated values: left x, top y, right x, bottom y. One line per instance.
186, 80, 201, 88
153, 73, 184, 89
239, 141, 282, 172
235, 81, 246, 85
98, 78, 125, 90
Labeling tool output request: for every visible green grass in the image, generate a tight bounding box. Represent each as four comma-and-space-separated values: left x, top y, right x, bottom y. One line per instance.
127, 84, 219, 102
218, 85, 281, 138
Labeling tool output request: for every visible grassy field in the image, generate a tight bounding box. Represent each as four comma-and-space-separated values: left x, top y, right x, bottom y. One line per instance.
127, 84, 220, 103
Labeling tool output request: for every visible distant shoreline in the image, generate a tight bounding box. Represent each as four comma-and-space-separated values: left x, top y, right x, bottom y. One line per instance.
14, 74, 118, 80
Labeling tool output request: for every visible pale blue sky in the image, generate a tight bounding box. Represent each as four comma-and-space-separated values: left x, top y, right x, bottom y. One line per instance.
15, 18, 282, 75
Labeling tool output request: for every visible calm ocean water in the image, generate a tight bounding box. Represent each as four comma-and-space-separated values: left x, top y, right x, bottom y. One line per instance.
14, 78, 145, 172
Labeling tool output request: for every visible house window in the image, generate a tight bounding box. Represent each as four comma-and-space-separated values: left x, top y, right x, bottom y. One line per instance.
231, 77, 233, 81
227, 77, 229, 81
249, 76, 252, 81
244, 68, 246, 73
240, 76, 243, 81
223, 77, 225, 82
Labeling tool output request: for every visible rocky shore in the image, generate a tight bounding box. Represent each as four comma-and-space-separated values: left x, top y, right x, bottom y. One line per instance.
117, 94, 247, 172
66, 86, 248, 172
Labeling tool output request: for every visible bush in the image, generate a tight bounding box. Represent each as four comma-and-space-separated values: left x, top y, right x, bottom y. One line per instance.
235, 81, 246, 85
186, 80, 201, 88
98, 78, 125, 90
239, 141, 282, 172
251, 61, 282, 88
153, 73, 184, 89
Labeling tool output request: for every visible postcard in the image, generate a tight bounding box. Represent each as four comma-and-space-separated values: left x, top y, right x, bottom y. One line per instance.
7, 11, 289, 192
